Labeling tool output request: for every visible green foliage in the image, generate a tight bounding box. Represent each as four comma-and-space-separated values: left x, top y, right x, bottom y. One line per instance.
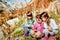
50, 14, 60, 20
15, 22, 21, 28
24, 37, 31, 40
0, 17, 2, 21
20, 19, 24, 25
14, 30, 24, 36
15, 19, 24, 28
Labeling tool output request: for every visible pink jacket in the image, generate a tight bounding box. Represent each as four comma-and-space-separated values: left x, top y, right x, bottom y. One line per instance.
32, 22, 45, 36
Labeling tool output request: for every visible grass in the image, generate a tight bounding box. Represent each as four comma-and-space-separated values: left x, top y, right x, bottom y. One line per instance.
50, 14, 60, 20
14, 30, 24, 37
14, 19, 24, 28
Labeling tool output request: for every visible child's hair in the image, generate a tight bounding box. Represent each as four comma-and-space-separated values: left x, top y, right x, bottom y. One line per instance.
40, 12, 49, 18
36, 14, 41, 19
40, 12, 50, 26
26, 11, 33, 19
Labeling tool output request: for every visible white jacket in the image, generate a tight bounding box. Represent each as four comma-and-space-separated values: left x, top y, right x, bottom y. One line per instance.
44, 19, 58, 30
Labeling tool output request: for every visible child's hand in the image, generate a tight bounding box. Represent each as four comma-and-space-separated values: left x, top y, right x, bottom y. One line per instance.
30, 30, 36, 36
26, 28, 29, 31
34, 30, 37, 32
34, 32, 41, 38
48, 26, 53, 31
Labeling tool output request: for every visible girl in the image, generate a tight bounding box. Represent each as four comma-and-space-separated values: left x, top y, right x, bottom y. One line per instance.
23, 11, 35, 36
30, 14, 45, 38
40, 12, 58, 40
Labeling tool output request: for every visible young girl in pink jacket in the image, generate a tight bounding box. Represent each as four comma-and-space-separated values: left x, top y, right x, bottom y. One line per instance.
30, 14, 45, 38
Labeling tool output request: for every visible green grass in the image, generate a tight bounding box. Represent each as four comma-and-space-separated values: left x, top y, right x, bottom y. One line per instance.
0, 17, 2, 21
24, 37, 31, 40
15, 19, 24, 28
50, 14, 60, 20
14, 30, 24, 36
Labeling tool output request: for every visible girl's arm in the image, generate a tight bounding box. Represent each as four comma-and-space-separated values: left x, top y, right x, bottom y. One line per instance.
44, 22, 48, 29
51, 19, 58, 30
32, 23, 37, 31
44, 22, 53, 31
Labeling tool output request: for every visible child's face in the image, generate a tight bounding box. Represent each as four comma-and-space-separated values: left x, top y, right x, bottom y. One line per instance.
37, 18, 42, 23
27, 16, 32, 20
42, 17, 47, 22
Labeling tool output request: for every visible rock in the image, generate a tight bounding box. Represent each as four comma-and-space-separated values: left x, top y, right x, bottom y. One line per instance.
6, 18, 19, 28
0, 31, 4, 39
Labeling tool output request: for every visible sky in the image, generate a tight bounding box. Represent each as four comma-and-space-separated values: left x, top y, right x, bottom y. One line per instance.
8, 0, 31, 3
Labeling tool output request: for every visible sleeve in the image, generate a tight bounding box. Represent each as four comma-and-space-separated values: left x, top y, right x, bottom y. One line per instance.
26, 23, 32, 27
26, 20, 34, 27
44, 22, 48, 29
51, 19, 58, 30
32, 23, 37, 30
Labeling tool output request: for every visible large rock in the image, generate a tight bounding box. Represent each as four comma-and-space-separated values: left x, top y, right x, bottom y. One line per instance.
6, 18, 19, 27
0, 31, 4, 39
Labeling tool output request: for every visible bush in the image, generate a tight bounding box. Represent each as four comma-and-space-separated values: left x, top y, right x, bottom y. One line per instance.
14, 29, 24, 37
50, 14, 60, 20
